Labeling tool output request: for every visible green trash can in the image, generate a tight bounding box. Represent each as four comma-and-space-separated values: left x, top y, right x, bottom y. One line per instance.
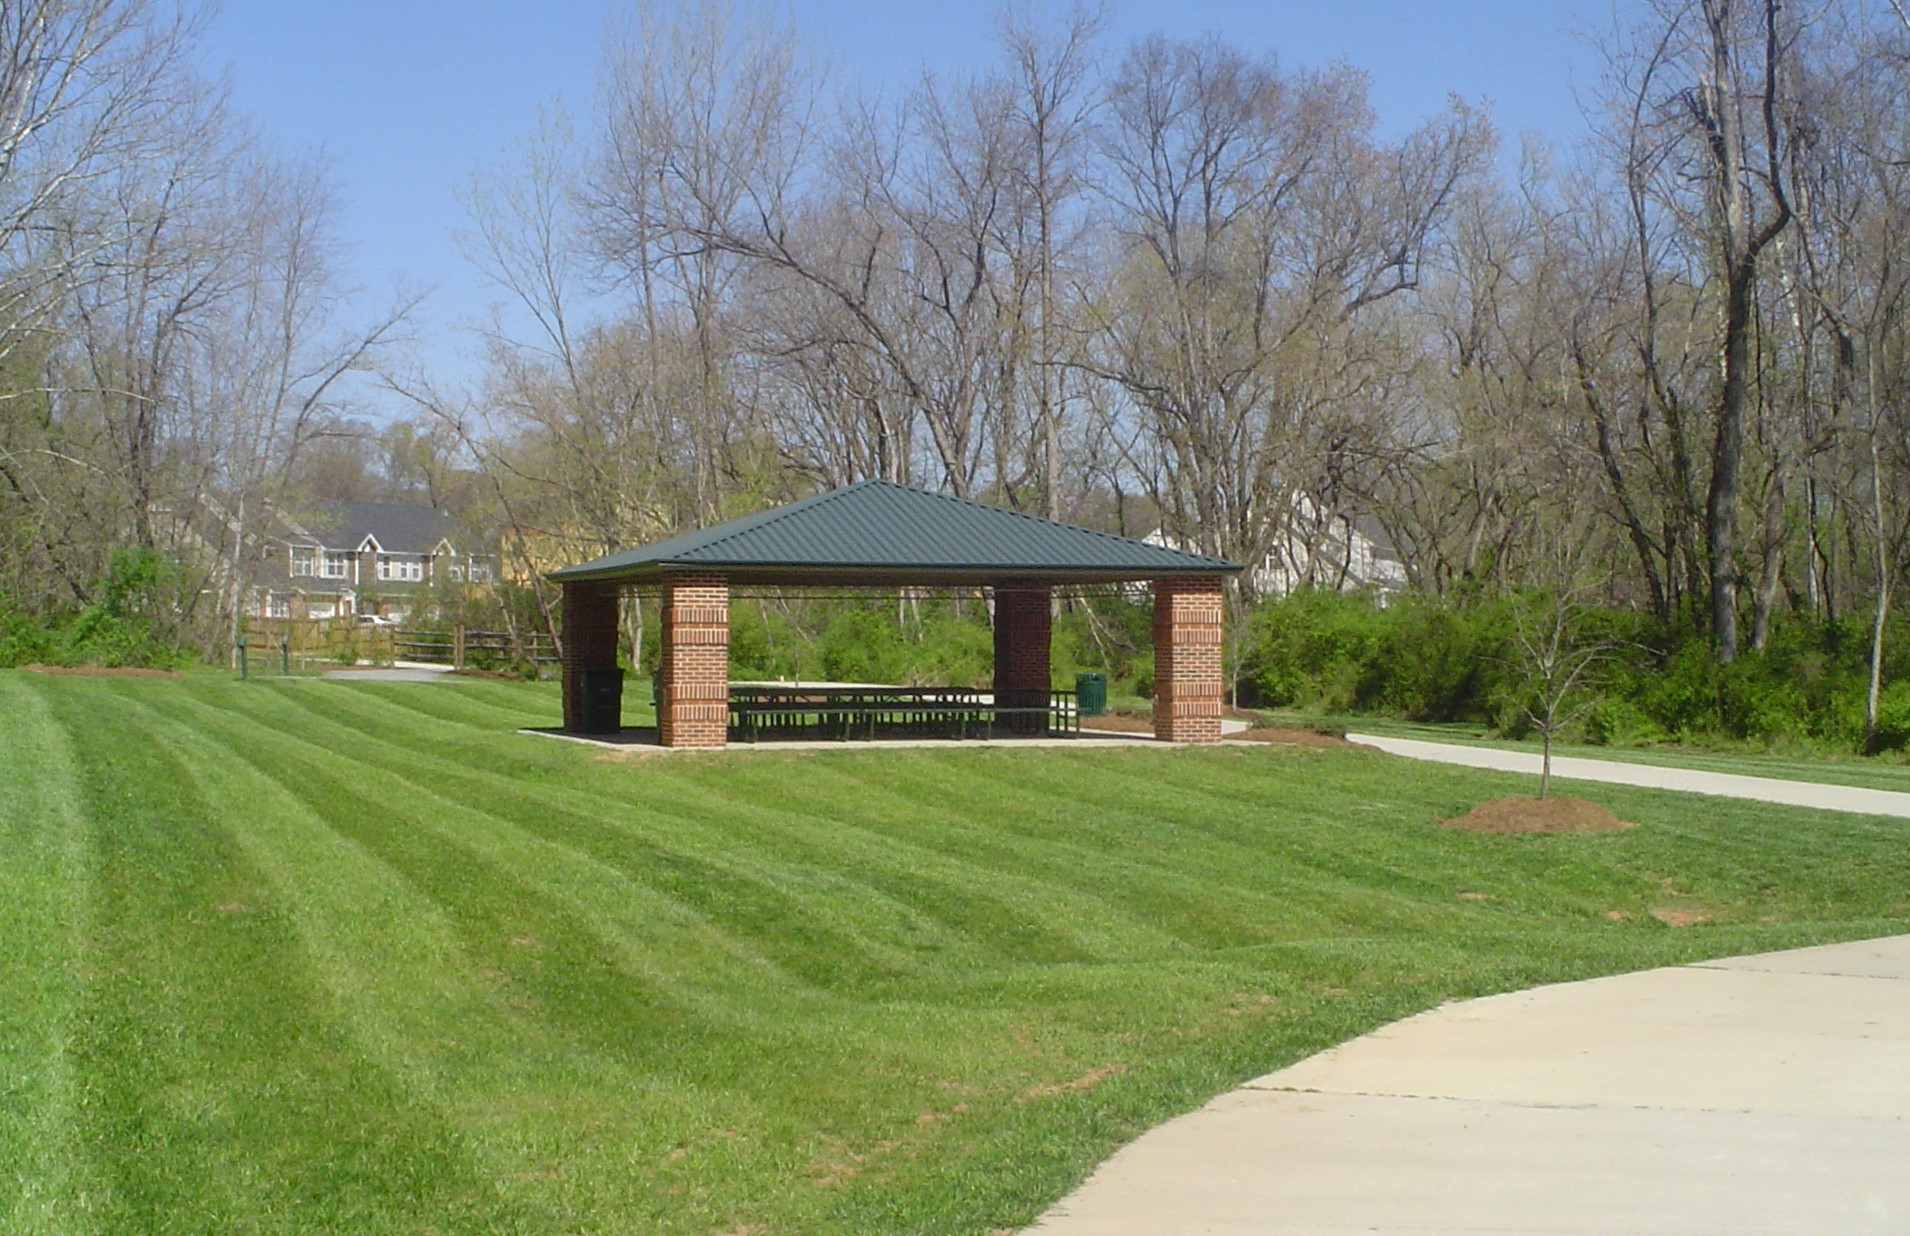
1075, 671, 1108, 718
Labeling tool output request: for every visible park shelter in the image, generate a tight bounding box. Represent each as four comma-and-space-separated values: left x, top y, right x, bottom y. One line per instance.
548, 480, 1241, 747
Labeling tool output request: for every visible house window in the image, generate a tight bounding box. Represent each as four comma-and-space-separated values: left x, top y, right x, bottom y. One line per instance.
266, 593, 290, 618
467, 560, 492, 583
321, 551, 350, 580
308, 598, 336, 619
447, 563, 464, 582
377, 554, 423, 582
291, 547, 318, 577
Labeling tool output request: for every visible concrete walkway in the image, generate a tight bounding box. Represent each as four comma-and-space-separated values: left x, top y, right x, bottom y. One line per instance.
1028, 934, 1910, 1234
322, 662, 458, 683
1350, 732, 1910, 819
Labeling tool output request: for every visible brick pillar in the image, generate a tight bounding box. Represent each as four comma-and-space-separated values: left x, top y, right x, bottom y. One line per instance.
561, 580, 621, 734
1153, 576, 1225, 743
658, 573, 729, 748
993, 584, 1052, 735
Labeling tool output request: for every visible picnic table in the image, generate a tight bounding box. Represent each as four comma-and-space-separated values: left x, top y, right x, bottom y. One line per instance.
725, 683, 1079, 742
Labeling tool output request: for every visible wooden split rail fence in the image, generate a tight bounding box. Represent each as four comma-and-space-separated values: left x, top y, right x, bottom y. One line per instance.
391, 627, 559, 671
247, 619, 559, 672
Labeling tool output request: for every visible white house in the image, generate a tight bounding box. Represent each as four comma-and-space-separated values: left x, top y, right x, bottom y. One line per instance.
1147, 495, 1406, 597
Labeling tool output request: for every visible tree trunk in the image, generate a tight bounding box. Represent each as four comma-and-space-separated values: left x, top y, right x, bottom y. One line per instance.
1707, 263, 1757, 662
1865, 432, 1891, 751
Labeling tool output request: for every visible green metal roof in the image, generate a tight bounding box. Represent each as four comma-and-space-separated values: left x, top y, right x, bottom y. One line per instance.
549, 480, 1240, 586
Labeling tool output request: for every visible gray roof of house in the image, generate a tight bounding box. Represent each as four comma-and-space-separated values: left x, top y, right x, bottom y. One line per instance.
550, 480, 1241, 586
288, 501, 457, 554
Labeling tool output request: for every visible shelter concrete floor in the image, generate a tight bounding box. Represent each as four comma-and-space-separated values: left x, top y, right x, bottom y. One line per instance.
525, 726, 1168, 751
523, 716, 1251, 751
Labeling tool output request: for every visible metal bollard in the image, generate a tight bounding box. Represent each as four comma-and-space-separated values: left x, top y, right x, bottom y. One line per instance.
236, 634, 248, 680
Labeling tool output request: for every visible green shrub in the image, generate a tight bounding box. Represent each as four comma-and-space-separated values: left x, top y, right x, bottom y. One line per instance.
1634, 643, 1725, 738
1582, 696, 1665, 747
46, 547, 189, 669
1868, 681, 1910, 753
1368, 594, 1515, 721
0, 596, 55, 667
1240, 590, 1516, 722
1242, 589, 1388, 711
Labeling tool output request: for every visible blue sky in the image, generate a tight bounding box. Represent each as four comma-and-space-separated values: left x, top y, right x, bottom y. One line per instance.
198, 1, 1627, 416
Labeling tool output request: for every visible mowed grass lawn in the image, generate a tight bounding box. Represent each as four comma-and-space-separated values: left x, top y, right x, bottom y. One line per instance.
5, 673, 1910, 1235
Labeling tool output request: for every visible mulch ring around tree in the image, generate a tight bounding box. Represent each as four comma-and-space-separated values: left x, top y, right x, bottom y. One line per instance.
1439, 795, 1634, 834
19, 663, 179, 678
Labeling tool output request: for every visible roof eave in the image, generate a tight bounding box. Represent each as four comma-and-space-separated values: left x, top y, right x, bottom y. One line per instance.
547, 558, 1241, 587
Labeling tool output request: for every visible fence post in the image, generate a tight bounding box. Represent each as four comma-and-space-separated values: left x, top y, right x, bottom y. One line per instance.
453, 624, 465, 670
279, 634, 290, 676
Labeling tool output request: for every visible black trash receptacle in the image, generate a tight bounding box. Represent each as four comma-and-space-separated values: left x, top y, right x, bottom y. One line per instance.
1075, 671, 1108, 718
577, 666, 624, 733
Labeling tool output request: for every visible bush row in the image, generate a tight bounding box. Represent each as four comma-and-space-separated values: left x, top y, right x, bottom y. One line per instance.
0, 549, 188, 670
1239, 589, 1910, 752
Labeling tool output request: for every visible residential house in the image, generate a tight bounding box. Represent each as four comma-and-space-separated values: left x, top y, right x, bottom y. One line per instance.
251, 500, 496, 621
1147, 495, 1406, 597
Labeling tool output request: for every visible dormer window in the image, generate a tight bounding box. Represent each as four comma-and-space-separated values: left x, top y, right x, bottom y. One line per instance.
291, 546, 318, 577
321, 551, 351, 579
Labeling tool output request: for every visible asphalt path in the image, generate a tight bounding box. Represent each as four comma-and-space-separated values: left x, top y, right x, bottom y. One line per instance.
1349, 732, 1910, 819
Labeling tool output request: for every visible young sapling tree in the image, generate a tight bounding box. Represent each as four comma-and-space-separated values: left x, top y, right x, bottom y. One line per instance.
1510, 584, 1614, 800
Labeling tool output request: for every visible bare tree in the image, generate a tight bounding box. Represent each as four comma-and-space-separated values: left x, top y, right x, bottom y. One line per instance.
1599, 0, 1796, 660
0, 0, 200, 370
1085, 37, 1487, 582
997, 3, 1103, 517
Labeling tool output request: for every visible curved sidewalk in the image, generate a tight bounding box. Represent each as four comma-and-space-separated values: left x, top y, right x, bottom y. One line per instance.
1027, 934, 1910, 1234
1348, 733, 1910, 818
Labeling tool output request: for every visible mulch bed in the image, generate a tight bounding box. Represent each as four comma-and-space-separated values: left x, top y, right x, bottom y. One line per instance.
1081, 714, 1155, 734
1079, 716, 1361, 749
19, 663, 178, 678
1231, 726, 1360, 749
1439, 795, 1633, 834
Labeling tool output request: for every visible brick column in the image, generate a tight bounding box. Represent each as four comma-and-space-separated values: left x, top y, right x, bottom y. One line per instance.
1153, 576, 1225, 743
658, 573, 729, 748
993, 584, 1052, 735
561, 580, 621, 734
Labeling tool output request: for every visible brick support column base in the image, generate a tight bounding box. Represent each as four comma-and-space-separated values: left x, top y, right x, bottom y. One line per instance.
561, 581, 622, 734
993, 584, 1053, 735
1153, 576, 1225, 743
659, 574, 729, 748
